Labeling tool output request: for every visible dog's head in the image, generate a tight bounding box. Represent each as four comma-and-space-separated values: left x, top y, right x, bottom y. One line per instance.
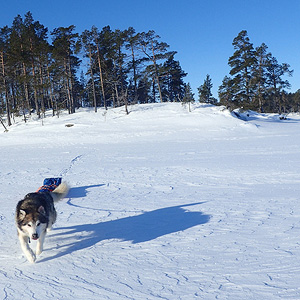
17, 206, 48, 240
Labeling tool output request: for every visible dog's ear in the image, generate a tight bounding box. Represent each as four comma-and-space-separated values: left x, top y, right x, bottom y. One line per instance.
38, 206, 46, 215
19, 209, 26, 219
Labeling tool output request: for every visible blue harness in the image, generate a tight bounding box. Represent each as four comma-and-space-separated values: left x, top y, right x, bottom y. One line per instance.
36, 178, 62, 193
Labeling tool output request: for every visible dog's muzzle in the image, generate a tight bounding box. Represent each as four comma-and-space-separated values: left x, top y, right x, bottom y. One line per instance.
32, 233, 39, 240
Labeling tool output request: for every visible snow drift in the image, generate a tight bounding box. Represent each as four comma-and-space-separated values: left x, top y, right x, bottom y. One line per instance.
0, 103, 300, 299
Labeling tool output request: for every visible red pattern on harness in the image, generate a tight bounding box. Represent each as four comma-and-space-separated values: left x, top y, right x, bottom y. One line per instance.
36, 178, 62, 193
36, 184, 58, 193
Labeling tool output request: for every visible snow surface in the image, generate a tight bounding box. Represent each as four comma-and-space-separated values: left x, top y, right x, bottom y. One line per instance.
1, 103, 300, 299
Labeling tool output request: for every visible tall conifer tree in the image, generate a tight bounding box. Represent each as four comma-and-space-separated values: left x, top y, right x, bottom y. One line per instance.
198, 74, 216, 104
137, 30, 175, 103
51, 25, 80, 114
228, 30, 256, 107
0, 26, 11, 125
252, 43, 271, 112
265, 56, 293, 112
161, 55, 186, 102
218, 76, 236, 108
182, 83, 195, 112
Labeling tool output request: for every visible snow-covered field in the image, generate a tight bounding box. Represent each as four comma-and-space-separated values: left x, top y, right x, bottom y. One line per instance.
1, 103, 300, 299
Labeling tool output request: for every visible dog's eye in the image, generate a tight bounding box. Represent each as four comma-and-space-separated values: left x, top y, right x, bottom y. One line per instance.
37, 223, 40, 227
27, 224, 31, 227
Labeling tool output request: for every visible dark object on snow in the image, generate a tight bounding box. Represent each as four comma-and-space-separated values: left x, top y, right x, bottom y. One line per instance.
232, 111, 248, 121
0, 117, 8, 132
279, 114, 287, 120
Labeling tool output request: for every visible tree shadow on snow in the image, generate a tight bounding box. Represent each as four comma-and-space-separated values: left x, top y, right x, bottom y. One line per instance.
39, 200, 210, 263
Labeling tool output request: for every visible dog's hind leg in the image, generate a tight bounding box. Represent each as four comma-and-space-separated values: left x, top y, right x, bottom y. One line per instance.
18, 233, 36, 263
36, 230, 47, 256
47, 210, 57, 232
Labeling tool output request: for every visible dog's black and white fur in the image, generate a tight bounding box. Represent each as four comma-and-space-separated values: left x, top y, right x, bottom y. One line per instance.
15, 183, 69, 263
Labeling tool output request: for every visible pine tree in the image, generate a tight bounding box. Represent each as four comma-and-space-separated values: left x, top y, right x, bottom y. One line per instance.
124, 27, 141, 104
265, 56, 293, 113
51, 25, 80, 114
252, 43, 271, 112
198, 74, 216, 104
0, 26, 11, 125
96, 26, 116, 108
80, 29, 97, 111
137, 30, 175, 103
1, 13, 193, 119
161, 55, 187, 102
137, 75, 151, 104
223, 31, 294, 112
9, 14, 32, 115
228, 30, 256, 108
112, 29, 128, 111
182, 83, 195, 112
90, 26, 107, 109
218, 76, 236, 109
291, 90, 300, 112
24, 12, 50, 117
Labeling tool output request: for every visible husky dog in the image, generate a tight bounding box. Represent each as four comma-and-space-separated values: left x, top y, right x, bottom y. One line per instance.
15, 179, 69, 263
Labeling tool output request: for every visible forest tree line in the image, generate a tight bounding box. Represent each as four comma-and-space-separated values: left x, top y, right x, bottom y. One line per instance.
0, 13, 298, 127
217, 30, 297, 113
0, 12, 188, 126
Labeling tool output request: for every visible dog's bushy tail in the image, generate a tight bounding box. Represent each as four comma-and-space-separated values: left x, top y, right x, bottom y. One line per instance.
51, 182, 69, 202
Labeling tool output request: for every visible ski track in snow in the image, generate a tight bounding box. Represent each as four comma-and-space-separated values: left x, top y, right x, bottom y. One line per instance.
1, 103, 300, 299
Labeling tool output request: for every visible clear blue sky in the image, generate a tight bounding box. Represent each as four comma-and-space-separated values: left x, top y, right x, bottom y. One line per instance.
1, 0, 299, 98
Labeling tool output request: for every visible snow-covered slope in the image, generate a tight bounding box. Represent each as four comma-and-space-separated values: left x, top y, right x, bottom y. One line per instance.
1, 103, 300, 299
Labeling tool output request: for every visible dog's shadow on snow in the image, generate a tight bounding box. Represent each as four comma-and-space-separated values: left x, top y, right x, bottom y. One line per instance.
66, 184, 105, 199
39, 188, 210, 263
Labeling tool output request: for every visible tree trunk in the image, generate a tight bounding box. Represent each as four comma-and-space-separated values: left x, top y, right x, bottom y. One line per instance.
0, 51, 11, 126
0, 117, 8, 132
67, 56, 75, 113
39, 63, 45, 117
114, 82, 120, 107
22, 63, 31, 115
130, 44, 138, 103
64, 57, 72, 113
151, 41, 163, 103
46, 63, 55, 116
155, 71, 163, 103
124, 87, 129, 115
30, 38, 40, 118
95, 41, 106, 109
31, 61, 40, 117
88, 45, 97, 112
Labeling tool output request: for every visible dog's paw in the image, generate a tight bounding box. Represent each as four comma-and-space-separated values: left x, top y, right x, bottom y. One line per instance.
26, 252, 36, 263
36, 248, 43, 256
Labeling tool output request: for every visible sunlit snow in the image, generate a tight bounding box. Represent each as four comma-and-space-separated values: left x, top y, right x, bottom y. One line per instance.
1, 103, 300, 299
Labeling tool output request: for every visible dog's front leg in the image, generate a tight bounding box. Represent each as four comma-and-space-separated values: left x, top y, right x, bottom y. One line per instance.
18, 233, 36, 263
36, 230, 46, 256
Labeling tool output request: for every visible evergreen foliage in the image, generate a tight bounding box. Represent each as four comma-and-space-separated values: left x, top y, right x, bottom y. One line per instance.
0, 14, 299, 127
182, 83, 195, 111
0, 12, 187, 124
219, 30, 294, 113
198, 74, 217, 104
